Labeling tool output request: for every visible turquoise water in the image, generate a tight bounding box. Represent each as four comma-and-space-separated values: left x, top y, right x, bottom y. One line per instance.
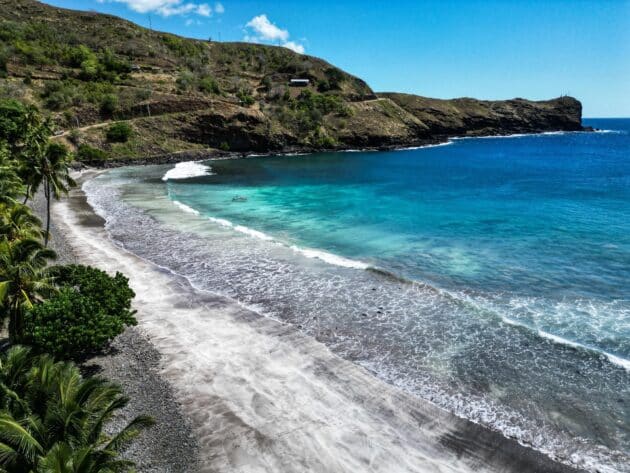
86, 119, 630, 471
170, 120, 630, 361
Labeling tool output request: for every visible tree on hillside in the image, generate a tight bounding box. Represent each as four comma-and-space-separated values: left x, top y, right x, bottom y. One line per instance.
0, 346, 154, 472
0, 237, 56, 341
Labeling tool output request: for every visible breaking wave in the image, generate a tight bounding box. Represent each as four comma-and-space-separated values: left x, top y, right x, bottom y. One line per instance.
162, 161, 214, 181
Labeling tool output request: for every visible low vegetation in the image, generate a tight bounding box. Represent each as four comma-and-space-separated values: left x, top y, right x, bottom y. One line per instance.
0, 346, 154, 472
23, 264, 137, 359
0, 98, 151, 470
106, 121, 133, 142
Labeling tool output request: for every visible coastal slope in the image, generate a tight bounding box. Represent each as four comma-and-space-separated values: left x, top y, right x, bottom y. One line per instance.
0, 0, 586, 161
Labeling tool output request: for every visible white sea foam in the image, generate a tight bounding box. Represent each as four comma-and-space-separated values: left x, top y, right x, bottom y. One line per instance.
172, 200, 200, 215
535, 326, 630, 372
289, 245, 369, 269
453, 288, 630, 374
604, 353, 630, 371
395, 141, 454, 151
208, 216, 233, 228
205, 214, 370, 269
543, 332, 630, 371
595, 129, 625, 134
233, 225, 274, 241
452, 130, 578, 141
162, 161, 214, 181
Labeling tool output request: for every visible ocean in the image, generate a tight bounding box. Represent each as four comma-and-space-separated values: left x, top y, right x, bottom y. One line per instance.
84, 119, 630, 472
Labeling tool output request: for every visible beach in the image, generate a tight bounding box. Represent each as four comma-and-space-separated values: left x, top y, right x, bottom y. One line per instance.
38, 169, 589, 473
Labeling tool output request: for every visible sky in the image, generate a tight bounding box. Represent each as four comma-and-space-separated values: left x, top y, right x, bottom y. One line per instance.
42, 0, 630, 117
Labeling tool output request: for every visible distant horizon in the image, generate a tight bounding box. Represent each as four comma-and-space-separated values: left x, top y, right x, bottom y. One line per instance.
42, 0, 630, 118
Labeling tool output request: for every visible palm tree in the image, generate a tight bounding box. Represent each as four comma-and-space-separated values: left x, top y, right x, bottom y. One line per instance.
0, 238, 56, 341
0, 346, 154, 473
0, 146, 23, 208
22, 142, 76, 246
0, 204, 46, 243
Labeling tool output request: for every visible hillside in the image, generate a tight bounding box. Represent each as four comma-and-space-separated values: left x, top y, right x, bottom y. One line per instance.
0, 0, 586, 163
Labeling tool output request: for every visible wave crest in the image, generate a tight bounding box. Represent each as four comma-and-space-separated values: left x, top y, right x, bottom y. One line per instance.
162, 161, 214, 181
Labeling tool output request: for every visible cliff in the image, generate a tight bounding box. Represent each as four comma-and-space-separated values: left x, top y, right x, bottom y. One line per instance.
0, 0, 586, 162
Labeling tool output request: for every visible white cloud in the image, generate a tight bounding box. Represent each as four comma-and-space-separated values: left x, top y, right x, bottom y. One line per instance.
215, 2, 224, 14
244, 14, 305, 54
195, 3, 211, 16
246, 14, 288, 41
282, 41, 304, 54
97, 0, 222, 17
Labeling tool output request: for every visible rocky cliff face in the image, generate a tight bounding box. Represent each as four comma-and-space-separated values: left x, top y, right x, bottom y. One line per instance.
379, 94, 584, 138
0, 0, 586, 162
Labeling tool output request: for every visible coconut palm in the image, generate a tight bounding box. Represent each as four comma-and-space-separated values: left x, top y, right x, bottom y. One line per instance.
0, 146, 23, 208
21, 142, 76, 246
0, 346, 154, 473
0, 238, 56, 341
0, 204, 46, 243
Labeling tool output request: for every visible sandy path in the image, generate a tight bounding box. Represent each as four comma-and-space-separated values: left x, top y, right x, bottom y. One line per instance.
51, 179, 580, 473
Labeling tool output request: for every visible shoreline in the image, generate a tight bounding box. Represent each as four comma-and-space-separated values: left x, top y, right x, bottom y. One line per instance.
76, 127, 596, 169
31, 184, 201, 473
46, 171, 588, 472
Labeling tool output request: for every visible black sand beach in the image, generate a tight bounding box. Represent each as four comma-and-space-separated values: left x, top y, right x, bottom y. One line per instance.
38, 170, 587, 473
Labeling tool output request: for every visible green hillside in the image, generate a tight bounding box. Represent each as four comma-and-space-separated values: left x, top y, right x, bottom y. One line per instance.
0, 0, 585, 163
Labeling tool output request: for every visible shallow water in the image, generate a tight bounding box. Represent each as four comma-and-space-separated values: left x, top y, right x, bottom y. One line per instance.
85, 119, 630, 472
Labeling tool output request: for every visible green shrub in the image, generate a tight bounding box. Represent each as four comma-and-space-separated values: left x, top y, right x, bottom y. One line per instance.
236, 89, 255, 106
41, 81, 78, 110
135, 87, 153, 101
106, 121, 132, 142
312, 131, 336, 148
162, 34, 206, 59
79, 57, 100, 81
23, 265, 137, 359
99, 93, 118, 115
324, 67, 345, 89
68, 129, 81, 145
176, 70, 195, 92
63, 45, 94, 68
198, 76, 220, 94
219, 141, 230, 151
100, 48, 131, 74
76, 144, 108, 161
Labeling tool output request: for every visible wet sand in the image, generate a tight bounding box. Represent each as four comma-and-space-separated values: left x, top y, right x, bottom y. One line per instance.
49, 171, 583, 473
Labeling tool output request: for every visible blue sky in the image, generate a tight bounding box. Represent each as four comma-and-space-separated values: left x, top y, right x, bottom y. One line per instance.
44, 0, 630, 117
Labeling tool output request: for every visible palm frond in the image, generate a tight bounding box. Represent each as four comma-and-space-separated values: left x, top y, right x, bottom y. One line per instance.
103, 415, 155, 454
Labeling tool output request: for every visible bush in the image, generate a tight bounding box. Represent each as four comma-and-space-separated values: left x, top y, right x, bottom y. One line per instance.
76, 143, 108, 161
106, 121, 132, 142
68, 129, 81, 145
236, 89, 255, 106
99, 93, 118, 115
219, 141, 230, 151
176, 70, 195, 92
23, 265, 137, 359
198, 76, 220, 94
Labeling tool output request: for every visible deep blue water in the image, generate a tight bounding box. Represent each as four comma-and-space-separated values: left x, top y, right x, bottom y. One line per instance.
87, 119, 630, 471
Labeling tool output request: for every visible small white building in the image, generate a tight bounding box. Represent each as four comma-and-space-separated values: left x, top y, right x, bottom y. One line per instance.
289, 78, 310, 87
